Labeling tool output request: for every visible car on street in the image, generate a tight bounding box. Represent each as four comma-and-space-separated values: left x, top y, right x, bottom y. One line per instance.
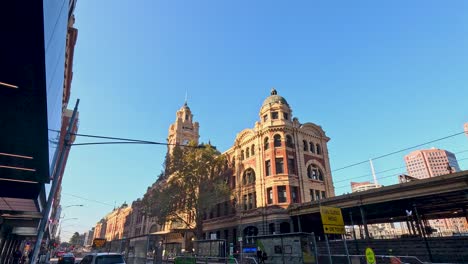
79, 253, 126, 264
58, 253, 75, 264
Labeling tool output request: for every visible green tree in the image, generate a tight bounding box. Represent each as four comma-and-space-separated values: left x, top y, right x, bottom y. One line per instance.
69, 232, 80, 245
143, 143, 232, 239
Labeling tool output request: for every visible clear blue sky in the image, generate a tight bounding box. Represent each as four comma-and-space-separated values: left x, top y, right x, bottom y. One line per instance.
59, 0, 468, 240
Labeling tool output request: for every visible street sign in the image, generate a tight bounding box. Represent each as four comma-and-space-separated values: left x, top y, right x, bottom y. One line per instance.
322, 224, 346, 235
366, 247, 376, 264
92, 238, 106, 249
320, 206, 345, 234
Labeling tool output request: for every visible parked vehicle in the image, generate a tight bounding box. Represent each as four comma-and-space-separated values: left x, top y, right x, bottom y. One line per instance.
79, 253, 126, 264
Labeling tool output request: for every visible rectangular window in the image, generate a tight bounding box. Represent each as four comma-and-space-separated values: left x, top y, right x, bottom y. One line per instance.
263, 114, 268, 122
248, 193, 253, 210
253, 192, 257, 208
291, 186, 299, 203
243, 195, 247, 211
276, 158, 284, 174
310, 189, 315, 201
315, 190, 321, 201
321, 191, 326, 199
288, 158, 296, 174
284, 113, 289, 120
272, 111, 279, 119
278, 186, 287, 203
265, 160, 271, 176
267, 188, 273, 204
224, 202, 229, 216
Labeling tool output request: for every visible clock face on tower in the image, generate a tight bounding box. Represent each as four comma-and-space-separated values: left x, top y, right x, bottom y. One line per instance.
182, 139, 190, 145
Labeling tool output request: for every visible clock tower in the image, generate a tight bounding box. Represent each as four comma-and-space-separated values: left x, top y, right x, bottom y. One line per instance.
167, 102, 200, 155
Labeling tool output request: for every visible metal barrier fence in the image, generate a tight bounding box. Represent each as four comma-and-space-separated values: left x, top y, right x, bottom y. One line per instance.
173, 256, 259, 264
95, 235, 182, 264
317, 254, 426, 264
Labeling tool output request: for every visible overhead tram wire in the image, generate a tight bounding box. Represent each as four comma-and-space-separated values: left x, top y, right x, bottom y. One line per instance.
332, 166, 405, 184
333, 172, 406, 190
332, 131, 466, 173
333, 148, 468, 184
48, 129, 467, 176
333, 149, 468, 184
334, 156, 468, 191
47, 129, 203, 148
62, 192, 115, 207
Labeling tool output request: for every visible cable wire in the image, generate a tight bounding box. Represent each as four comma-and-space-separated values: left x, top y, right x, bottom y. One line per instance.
334, 156, 468, 190
62, 192, 115, 207
332, 131, 466, 172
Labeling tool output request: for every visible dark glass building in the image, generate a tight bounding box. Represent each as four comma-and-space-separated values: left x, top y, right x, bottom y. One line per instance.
0, 0, 77, 259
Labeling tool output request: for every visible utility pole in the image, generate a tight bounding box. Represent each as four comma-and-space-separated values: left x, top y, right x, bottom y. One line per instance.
30, 99, 80, 264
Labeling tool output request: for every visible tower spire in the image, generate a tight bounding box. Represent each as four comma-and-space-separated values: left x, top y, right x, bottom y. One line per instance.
185, 90, 188, 106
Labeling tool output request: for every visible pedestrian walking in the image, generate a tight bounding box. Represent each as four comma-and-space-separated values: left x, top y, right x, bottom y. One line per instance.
12, 248, 22, 264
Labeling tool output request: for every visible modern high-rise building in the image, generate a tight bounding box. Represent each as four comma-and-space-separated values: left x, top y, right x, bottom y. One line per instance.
350, 181, 382, 193
404, 148, 460, 179
404, 148, 466, 236
0, 0, 78, 260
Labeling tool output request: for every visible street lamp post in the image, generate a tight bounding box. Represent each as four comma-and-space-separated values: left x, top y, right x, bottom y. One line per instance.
53, 205, 84, 239
57, 218, 79, 242
31, 100, 80, 264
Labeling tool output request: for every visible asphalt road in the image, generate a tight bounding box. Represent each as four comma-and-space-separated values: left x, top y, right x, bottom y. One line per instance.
49, 257, 82, 264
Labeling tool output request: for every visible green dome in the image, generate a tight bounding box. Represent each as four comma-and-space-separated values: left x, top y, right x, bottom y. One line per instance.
262, 88, 289, 107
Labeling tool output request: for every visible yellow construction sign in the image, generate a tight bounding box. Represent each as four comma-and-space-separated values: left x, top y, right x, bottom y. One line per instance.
320, 206, 345, 234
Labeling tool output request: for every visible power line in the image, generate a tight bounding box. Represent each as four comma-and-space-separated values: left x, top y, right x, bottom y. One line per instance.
332, 131, 466, 173
334, 171, 404, 190
333, 166, 405, 184
62, 192, 114, 207
334, 156, 468, 190
333, 149, 468, 184
48, 129, 204, 148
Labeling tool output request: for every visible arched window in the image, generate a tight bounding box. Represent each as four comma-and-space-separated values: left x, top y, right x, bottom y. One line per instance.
241, 150, 245, 160
251, 144, 255, 156
243, 168, 256, 185
286, 135, 294, 148
316, 144, 321, 155
269, 223, 276, 234
280, 222, 291, 234
264, 137, 269, 150
309, 142, 315, 153
307, 164, 324, 181
303, 140, 308, 151
274, 134, 282, 147
246, 147, 250, 158
149, 225, 158, 233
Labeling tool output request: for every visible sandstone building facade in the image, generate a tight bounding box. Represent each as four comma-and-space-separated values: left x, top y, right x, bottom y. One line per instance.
203, 89, 335, 247
93, 89, 336, 252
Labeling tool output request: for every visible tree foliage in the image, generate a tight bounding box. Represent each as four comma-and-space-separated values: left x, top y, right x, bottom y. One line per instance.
143, 143, 232, 239
69, 232, 80, 245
